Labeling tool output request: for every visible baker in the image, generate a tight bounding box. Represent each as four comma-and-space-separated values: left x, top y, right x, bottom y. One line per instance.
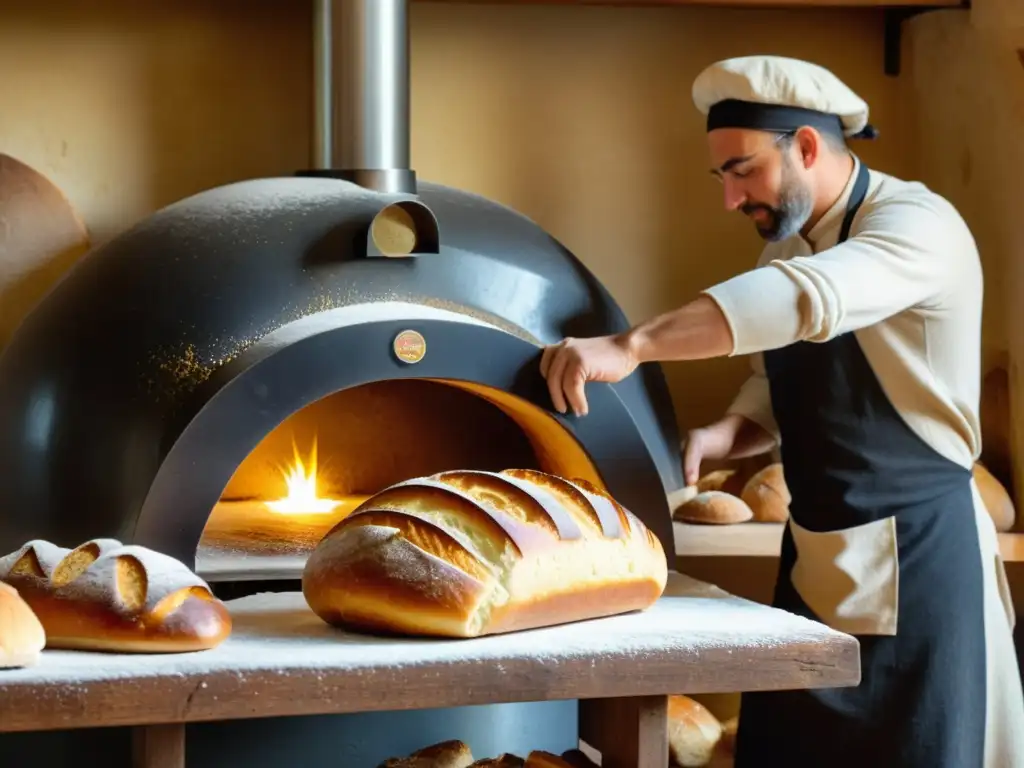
539, 55, 1024, 767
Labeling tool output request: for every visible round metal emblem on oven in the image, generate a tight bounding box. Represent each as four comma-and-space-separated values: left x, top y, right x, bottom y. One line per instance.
393, 329, 427, 364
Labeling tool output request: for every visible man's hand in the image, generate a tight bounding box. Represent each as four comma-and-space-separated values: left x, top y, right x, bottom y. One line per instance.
682, 414, 777, 484
539, 334, 638, 416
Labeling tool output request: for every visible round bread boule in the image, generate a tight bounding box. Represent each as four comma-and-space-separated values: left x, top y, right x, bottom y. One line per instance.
673, 491, 753, 525
974, 462, 1016, 532
740, 463, 791, 523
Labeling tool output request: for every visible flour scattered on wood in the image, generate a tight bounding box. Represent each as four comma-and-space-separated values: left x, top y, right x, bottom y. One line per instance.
0, 573, 848, 689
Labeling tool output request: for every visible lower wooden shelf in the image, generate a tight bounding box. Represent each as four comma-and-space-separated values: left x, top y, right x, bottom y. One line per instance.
675, 522, 1024, 561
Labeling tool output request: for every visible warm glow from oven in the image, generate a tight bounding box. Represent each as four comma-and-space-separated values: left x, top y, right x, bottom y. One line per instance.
264, 438, 341, 515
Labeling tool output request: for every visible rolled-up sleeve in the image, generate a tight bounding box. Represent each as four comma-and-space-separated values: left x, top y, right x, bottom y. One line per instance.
702, 193, 971, 357
726, 353, 780, 442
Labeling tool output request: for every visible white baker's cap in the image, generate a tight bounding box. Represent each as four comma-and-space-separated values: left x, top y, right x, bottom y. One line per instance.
691, 55, 877, 140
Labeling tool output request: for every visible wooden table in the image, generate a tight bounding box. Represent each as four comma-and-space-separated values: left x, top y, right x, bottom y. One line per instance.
0, 573, 859, 768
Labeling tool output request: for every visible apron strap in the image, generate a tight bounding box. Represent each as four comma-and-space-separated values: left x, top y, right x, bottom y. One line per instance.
838, 160, 871, 245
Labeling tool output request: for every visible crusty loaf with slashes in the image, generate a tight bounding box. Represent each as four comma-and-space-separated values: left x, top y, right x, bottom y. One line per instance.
302, 468, 668, 639
0, 538, 232, 653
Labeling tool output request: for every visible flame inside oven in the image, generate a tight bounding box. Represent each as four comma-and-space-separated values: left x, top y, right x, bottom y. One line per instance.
264, 438, 346, 515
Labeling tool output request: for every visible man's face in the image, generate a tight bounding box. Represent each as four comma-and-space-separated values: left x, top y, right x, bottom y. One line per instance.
707, 128, 814, 242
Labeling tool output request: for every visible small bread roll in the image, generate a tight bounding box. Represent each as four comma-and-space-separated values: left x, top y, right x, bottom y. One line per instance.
673, 491, 753, 525
378, 740, 474, 768
525, 752, 575, 768
668, 695, 724, 767
0, 581, 46, 669
740, 463, 791, 523
696, 469, 746, 497
468, 755, 524, 768
974, 462, 1016, 532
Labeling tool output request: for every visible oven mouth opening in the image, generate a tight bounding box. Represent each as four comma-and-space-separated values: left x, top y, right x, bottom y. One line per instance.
195, 378, 603, 586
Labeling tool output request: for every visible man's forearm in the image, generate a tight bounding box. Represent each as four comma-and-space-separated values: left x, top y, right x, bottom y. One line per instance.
726, 414, 777, 458
619, 295, 735, 364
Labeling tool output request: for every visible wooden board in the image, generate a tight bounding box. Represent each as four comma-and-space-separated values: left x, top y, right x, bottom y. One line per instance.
675, 521, 1024, 561
0, 572, 858, 734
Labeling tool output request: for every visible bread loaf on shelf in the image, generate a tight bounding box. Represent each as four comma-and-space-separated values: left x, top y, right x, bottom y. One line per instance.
739, 463, 790, 523
524, 751, 587, 768
0, 581, 46, 668
974, 462, 1016, 532
468, 755, 525, 768
673, 491, 753, 525
303, 469, 668, 639
0, 538, 232, 653
668, 694, 724, 767
378, 740, 475, 768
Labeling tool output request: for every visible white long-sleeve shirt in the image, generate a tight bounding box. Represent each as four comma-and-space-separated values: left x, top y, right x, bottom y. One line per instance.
703, 157, 984, 470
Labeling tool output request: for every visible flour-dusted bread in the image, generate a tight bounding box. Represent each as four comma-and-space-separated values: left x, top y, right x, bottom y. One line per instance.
974, 462, 1016, 532
0, 538, 232, 653
379, 740, 475, 768
668, 695, 724, 767
302, 469, 668, 639
740, 463, 791, 523
673, 491, 753, 525
0, 581, 46, 668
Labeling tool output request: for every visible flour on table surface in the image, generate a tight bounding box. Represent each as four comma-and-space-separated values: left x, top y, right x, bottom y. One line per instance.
0, 571, 848, 689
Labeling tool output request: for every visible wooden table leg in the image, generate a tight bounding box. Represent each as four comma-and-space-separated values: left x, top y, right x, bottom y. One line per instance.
578, 694, 668, 768
132, 723, 185, 768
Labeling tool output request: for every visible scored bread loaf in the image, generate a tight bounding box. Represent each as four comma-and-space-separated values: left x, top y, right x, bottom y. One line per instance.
302, 469, 668, 639
0, 581, 46, 668
0, 538, 232, 653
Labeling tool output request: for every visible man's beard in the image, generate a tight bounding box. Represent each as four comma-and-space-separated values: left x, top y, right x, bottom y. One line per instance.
741, 157, 814, 242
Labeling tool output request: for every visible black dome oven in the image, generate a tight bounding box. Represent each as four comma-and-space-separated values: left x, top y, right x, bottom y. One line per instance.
0, 0, 683, 586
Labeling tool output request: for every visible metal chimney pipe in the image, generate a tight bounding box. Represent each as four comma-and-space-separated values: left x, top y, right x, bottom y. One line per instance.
312, 0, 333, 169
331, 0, 417, 194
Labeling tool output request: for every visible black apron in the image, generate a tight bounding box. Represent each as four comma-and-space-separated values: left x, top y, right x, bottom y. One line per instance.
733, 162, 988, 767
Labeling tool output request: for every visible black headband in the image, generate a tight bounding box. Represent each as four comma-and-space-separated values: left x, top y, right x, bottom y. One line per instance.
706, 99, 878, 140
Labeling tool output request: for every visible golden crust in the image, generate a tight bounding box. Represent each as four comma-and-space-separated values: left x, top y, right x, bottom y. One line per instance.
303, 469, 668, 639
0, 539, 232, 653
740, 463, 791, 523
